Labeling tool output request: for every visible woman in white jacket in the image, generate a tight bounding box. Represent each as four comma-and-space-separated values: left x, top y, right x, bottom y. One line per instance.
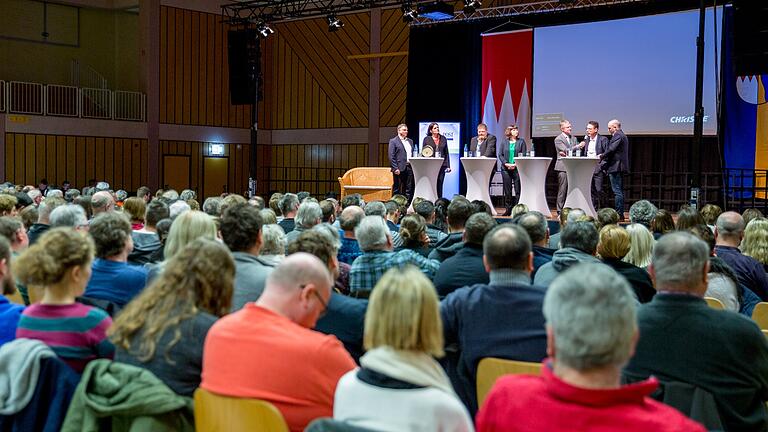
333, 265, 474, 432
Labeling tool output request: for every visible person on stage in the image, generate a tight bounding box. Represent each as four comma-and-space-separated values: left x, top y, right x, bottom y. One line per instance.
600, 119, 630, 220
582, 121, 609, 209
388, 123, 416, 203
498, 125, 528, 216
469, 123, 496, 157
553, 120, 581, 214
422, 123, 451, 198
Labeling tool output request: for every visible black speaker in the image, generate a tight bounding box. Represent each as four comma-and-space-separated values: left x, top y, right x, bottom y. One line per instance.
733, 0, 768, 76
227, 29, 262, 105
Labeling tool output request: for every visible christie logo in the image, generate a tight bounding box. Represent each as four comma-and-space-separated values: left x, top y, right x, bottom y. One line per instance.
669, 115, 709, 124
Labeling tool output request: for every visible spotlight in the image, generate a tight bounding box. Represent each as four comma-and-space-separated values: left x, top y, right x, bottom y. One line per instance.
327, 14, 344, 32
256, 22, 274, 38
463, 0, 482, 14
402, 3, 418, 22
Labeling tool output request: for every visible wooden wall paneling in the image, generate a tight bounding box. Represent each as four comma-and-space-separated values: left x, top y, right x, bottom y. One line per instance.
174, 9, 184, 124
24, 135, 35, 185
75, 137, 85, 188
4, 134, 12, 181
94, 137, 103, 182
140, 140, 148, 188
182, 10, 192, 125
65, 136, 75, 185
114, 138, 123, 188
56, 136, 66, 184
160, 7, 167, 124
45, 136, 56, 184
34, 135, 44, 185
213, 17, 223, 127
206, 13, 215, 126
15, 135, 24, 184
190, 12, 200, 126
379, 9, 409, 127
104, 138, 114, 184
166, 8, 176, 123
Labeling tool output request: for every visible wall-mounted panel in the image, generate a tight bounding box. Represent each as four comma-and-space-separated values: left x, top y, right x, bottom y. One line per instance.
4, 133, 147, 191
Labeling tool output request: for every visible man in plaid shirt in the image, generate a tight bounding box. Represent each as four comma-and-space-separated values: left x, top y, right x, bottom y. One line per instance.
349, 216, 439, 296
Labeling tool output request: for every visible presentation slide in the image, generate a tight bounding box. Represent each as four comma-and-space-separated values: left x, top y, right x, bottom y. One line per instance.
532, 8, 721, 136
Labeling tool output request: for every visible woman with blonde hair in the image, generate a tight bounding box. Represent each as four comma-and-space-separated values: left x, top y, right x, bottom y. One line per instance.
622, 223, 655, 271
15, 229, 114, 372
598, 224, 655, 303
110, 238, 234, 396
742, 217, 768, 272
147, 210, 218, 282
122, 196, 146, 230
333, 266, 473, 432
396, 214, 430, 257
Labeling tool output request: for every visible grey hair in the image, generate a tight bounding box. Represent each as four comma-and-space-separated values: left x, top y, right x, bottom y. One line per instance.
364, 201, 387, 217
622, 223, 655, 268
260, 224, 286, 256
162, 189, 179, 200
50, 204, 87, 228
566, 208, 586, 224
202, 197, 222, 216
355, 215, 390, 252
715, 211, 745, 239
95, 181, 110, 191
652, 232, 709, 291
545, 263, 637, 370
629, 200, 658, 227
64, 189, 80, 202
561, 221, 599, 255
27, 189, 42, 200
295, 202, 323, 229
115, 189, 128, 202
91, 192, 111, 210
278, 193, 300, 215
180, 189, 196, 201
608, 119, 622, 129
169, 200, 191, 220
46, 189, 63, 199
312, 223, 342, 253
518, 211, 548, 244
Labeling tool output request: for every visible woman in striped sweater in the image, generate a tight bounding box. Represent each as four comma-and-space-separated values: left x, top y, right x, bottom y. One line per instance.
15, 228, 114, 372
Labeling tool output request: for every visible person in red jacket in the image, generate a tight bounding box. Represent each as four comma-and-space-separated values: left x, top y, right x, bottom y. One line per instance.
476, 263, 705, 432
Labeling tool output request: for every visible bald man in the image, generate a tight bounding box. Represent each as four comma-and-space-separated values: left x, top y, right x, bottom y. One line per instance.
338, 205, 365, 264
714, 211, 768, 300
201, 253, 355, 432
90, 191, 115, 217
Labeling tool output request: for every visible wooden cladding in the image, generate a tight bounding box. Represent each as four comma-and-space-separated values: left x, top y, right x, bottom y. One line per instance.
158, 140, 250, 199
3, 133, 148, 191
159, 6, 266, 128
379, 9, 409, 127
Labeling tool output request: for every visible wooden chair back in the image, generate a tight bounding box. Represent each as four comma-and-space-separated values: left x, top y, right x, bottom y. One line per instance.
476, 358, 542, 408
194, 388, 289, 432
704, 296, 725, 310
752, 302, 768, 330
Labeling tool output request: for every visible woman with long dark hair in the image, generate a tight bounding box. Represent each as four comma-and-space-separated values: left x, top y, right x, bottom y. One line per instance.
422, 123, 451, 198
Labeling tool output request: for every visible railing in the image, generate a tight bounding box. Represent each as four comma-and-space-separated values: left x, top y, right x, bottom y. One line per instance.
70, 59, 108, 90
0, 80, 145, 121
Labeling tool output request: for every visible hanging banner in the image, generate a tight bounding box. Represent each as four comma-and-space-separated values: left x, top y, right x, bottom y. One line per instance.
481, 29, 534, 149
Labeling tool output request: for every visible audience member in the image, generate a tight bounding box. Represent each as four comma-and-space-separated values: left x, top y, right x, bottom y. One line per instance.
0, 194, 17, 216
202, 197, 222, 217
310, 223, 352, 294
714, 211, 768, 300
260, 224, 286, 266
675, 206, 705, 231
441, 224, 547, 414
65, 188, 81, 203
278, 193, 300, 234
18, 205, 37, 231
202, 253, 356, 432
471, 200, 493, 216
334, 266, 473, 431
741, 217, 768, 272
535, 221, 601, 286
288, 229, 367, 362
90, 191, 115, 217
285, 201, 323, 244
509, 203, 528, 219
74, 195, 92, 219
84, 212, 148, 307
433, 197, 450, 233
147, 211, 218, 282
414, 200, 448, 246
338, 206, 364, 265
700, 203, 722, 230
0, 237, 22, 346
260, 208, 278, 224
433, 213, 495, 297
743, 208, 764, 226
477, 263, 706, 432
128, 200, 168, 265
429, 198, 473, 262
395, 214, 431, 258
136, 186, 151, 203
628, 200, 657, 228
0, 216, 29, 255
269, 193, 283, 218
50, 204, 88, 229
320, 199, 336, 224
110, 238, 234, 397
622, 223, 655, 271
162, 189, 179, 200
122, 197, 146, 230
27, 197, 65, 244
597, 224, 655, 303
349, 216, 439, 296
168, 200, 191, 219
27, 189, 42, 206
219, 194, 247, 216
220, 203, 275, 311
548, 208, 578, 249
706, 256, 743, 312
15, 228, 114, 372
650, 208, 675, 239
624, 232, 768, 431
249, 195, 266, 210
517, 211, 555, 277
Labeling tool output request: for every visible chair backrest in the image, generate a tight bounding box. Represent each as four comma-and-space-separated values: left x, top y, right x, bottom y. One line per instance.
476, 357, 542, 408
194, 387, 289, 432
704, 296, 725, 310
6, 288, 25, 305
752, 302, 768, 330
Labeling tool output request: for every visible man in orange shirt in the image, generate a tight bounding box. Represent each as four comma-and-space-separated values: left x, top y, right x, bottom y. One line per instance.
201, 252, 356, 432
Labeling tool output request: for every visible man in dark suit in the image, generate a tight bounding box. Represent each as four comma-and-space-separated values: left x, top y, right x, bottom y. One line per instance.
581, 121, 610, 209
553, 120, 580, 213
388, 123, 416, 202
600, 119, 630, 219
468, 123, 496, 157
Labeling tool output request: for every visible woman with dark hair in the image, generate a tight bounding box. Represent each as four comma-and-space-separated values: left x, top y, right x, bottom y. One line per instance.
650, 209, 675, 239
499, 125, 528, 215
433, 198, 450, 233
675, 206, 705, 231
109, 238, 235, 396
396, 215, 431, 257
422, 123, 451, 198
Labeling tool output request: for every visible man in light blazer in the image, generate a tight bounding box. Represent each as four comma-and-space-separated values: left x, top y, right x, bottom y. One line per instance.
388, 123, 416, 203
582, 121, 610, 209
468, 123, 497, 158
553, 120, 580, 213
601, 119, 630, 220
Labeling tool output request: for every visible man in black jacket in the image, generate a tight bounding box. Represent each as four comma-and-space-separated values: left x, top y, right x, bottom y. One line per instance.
600, 119, 630, 219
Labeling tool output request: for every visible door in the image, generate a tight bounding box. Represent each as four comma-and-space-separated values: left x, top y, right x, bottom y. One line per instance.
203, 157, 229, 199
163, 155, 190, 192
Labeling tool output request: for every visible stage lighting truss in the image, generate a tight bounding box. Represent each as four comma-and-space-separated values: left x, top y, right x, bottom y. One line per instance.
402, 2, 419, 22
327, 14, 345, 31
463, 0, 482, 14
